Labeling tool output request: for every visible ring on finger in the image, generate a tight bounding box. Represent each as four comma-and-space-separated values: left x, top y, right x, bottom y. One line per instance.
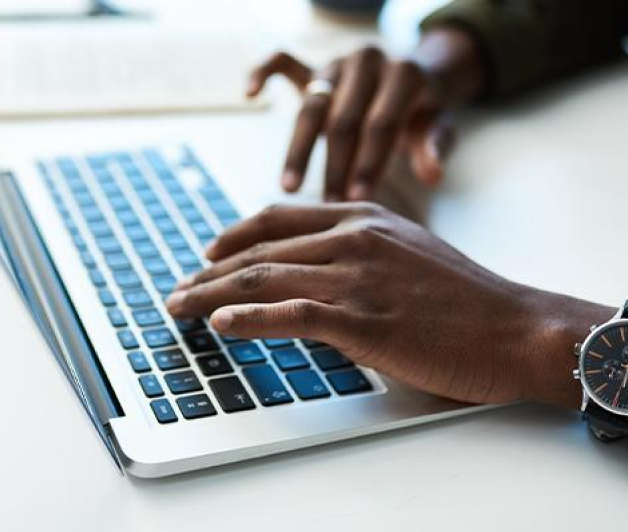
305, 78, 335, 99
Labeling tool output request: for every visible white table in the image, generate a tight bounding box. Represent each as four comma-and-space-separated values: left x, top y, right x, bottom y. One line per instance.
2, 2, 628, 531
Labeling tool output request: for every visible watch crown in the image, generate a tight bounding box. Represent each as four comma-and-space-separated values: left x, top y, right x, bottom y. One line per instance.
573, 343, 582, 357
572, 369, 581, 380
590, 324, 598, 333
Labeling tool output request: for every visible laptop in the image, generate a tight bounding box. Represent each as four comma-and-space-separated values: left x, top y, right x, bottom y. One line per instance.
0, 143, 487, 478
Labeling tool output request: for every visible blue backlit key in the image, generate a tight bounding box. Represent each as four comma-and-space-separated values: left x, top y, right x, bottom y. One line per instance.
143, 257, 170, 276
243, 365, 293, 406
133, 308, 164, 327
286, 369, 331, 400
155, 217, 178, 235
163, 232, 188, 250
135, 241, 160, 259
150, 398, 177, 423
229, 342, 265, 365
145, 203, 168, 219
271, 348, 309, 371
117, 210, 140, 226
118, 330, 139, 349
174, 249, 199, 268
128, 351, 151, 373
153, 274, 177, 295
143, 328, 177, 348
106, 253, 132, 271
190, 221, 214, 240
89, 269, 107, 287
98, 289, 116, 307
262, 339, 294, 349
180, 206, 203, 223
125, 225, 150, 242
97, 236, 122, 254
107, 308, 127, 328
124, 290, 153, 308
114, 270, 142, 289
81, 251, 97, 269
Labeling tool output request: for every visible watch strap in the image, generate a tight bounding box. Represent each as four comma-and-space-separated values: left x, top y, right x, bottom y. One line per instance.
583, 402, 628, 442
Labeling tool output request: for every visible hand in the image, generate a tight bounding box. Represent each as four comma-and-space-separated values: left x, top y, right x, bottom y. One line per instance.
247, 28, 485, 201
167, 203, 612, 408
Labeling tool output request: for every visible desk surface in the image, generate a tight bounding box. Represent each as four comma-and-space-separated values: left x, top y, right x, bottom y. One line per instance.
2, 2, 628, 531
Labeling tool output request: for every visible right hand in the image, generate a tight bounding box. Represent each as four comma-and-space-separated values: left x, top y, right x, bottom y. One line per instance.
247, 46, 455, 201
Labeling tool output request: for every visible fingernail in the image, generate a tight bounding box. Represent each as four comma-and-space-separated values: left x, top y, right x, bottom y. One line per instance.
348, 182, 370, 201
211, 308, 234, 331
281, 170, 300, 192
166, 291, 186, 314
206, 242, 218, 260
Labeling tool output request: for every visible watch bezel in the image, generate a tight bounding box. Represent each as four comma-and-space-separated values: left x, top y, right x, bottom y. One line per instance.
579, 318, 628, 416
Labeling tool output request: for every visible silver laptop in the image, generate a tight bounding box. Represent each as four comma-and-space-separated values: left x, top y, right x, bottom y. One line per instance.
0, 143, 486, 478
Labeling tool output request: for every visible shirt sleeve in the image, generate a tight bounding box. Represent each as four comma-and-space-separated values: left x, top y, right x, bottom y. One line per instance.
420, 0, 628, 99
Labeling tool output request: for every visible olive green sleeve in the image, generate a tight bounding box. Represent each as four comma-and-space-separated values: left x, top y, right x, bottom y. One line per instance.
421, 0, 628, 99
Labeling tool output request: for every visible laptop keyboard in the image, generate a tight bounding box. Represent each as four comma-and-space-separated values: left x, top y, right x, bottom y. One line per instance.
38, 146, 373, 425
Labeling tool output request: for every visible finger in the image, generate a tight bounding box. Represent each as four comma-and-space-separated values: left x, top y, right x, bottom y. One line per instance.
324, 47, 383, 201
166, 263, 335, 319
347, 61, 425, 200
206, 203, 359, 261
210, 299, 345, 347
247, 51, 312, 97
407, 113, 455, 186
184, 232, 338, 290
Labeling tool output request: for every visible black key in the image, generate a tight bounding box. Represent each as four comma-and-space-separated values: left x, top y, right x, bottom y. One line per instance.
271, 348, 309, 371
229, 342, 265, 365
133, 308, 164, 327
143, 257, 170, 276
153, 348, 189, 370
176, 393, 217, 419
97, 236, 122, 254
185, 331, 220, 354
106, 253, 132, 271
150, 398, 177, 423
126, 225, 150, 242
114, 270, 142, 289
155, 217, 178, 234
135, 241, 160, 259
327, 368, 372, 395
209, 376, 256, 413
107, 308, 127, 328
128, 351, 151, 373
286, 369, 331, 400
175, 319, 206, 333
89, 269, 107, 287
262, 338, 294, 349
312, 348, 354, 371
302, 339, 326, 349
98, 288, 116, 307
164, 370, 202, 395
124, 289, 153, 308
118, 330, 139, 349
153, 274, 177, 295
163, 232, 188, 250
143, 328, 177, 348
197, 353, 233, 376
81, 250, 97, 269
243, 365, 293, 406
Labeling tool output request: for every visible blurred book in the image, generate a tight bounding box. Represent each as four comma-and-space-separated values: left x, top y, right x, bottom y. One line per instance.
0, 24, 265, 117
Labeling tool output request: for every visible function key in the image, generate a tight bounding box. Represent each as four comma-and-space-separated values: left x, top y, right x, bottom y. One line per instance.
132, 308, 164, 327
164, 370, 202, 395
143, 328, 177, 349
311, 348, 354, 372
197, 353, 233, 376
128, 351, 151, 373
140, 374, 164, 397
242, 365, 293, 406
117, 330, 139, 350
150, 398, 178, 424
153, 348, 189, 371
176, 394, 217, 419
286, 369, 331, 400
327, 369, 372, 395
184, 331, 220, 354
229, 342, 265, 365
107, 308, 128, 328
271, 348, 309, 371
209, 376, 256, 413
262, 339, 294, 349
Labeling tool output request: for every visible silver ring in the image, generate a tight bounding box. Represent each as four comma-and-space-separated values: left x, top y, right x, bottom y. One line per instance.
305, 79, 334, 98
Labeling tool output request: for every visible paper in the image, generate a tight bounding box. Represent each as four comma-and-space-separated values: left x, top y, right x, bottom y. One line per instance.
0, 24, 265, 117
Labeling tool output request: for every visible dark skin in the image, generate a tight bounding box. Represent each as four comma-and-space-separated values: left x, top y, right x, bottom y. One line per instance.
165, 28, 614, 409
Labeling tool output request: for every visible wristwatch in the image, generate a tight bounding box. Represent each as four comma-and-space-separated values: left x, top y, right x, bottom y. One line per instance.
573, 301, 628, 441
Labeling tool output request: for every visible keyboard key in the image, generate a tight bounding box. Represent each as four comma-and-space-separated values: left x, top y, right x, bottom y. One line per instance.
118, 330, 139, 350
81, 250, 97, 269
171, 192, 193, 208
100, 181, 122, 196
262, 339, 294, 349
145, 202, 168, 219
126, 225, 150, 242
107, 308, 127, 328
221, 335, 244, 344
143, 257, 170, 276
175, 319, 206, 333
163, 232, 188, 250
176, 394, 217, 419
327, 368, 372, 395
137, 189, 160, 205
302, 339, 326, 349
135, 241, 160, 259
117, 210, 140, 226
153, 348, 190, 371
143, 328, 177, 348
98, 288, 117, 307
271, 348, 309, 371
153, 274, 177, 295
185, 332, 220, 354
190, 221, 215, 239
133, 308, 164, 327
286, 370, 331, 400
114, 270, 142, 289
209, 376, 256, 413
155, 217, 178, 235
109, 196, 130, 211
88, 221, 113, 238
197, 353, 233, 376
97, 236, 122, 254
174, 249, 200, 268
74, 191, 96, 208
311, 348, 354, 371
81, 205, 104, 222
229, 342, 265, 365
124, 289, 153, 308
89, 269, 107, 287
243, 365, 293, 406
209, 198, 237, 217
164, 370, 202, 395
106, 253, 132, 271
128, 351, 151, 373
180, 206, 203, 223
181, 264, 201, 275
150, 398, 177, 423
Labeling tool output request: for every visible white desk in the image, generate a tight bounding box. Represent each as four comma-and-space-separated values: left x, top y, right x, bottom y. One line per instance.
2, 2, 628, 531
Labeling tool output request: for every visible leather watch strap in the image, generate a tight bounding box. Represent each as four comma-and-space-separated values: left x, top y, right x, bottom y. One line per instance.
584, 402, 628, 442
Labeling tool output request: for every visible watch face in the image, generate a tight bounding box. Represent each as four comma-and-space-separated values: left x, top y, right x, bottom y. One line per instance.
582, 322, 628, 413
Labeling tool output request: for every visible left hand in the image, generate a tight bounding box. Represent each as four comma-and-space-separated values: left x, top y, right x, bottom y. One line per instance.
166, 203, 607, 407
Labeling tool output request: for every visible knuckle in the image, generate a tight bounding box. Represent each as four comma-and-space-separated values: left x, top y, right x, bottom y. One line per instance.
270, 50, 291, 64
352, 200, 385, 217
356, 45, 383, 63
289, 299, 319, 328
390, 59, 422, 80
328, 115, 359, 139
366, 115, 398, 139
257, 203, 283, 226
300, 97, 328, 118
237, 263, 272, 291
